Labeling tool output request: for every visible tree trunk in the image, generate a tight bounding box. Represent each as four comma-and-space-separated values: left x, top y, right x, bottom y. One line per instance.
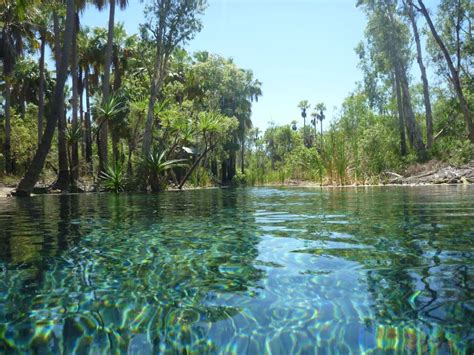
99, 0, 116, 174
127, 145, 133, 176
179, 147, 209, 190
142, 57, 161, 158
113, 55, 122, 91
417, 0, 474, 143
394, 74, 407, 156
112, 130, 120, 164
56, 109, 70, 191
85, 67, 93, 175
53, 11, 62, 68
53, 8, 69, 191
37, 35, 46, 146
230, 150, 236, 180
16, 0, 75, 196
79, 66, 85, 159
395, 59, 427, 161
3, 76, 12, 174
241, 134, 245, 174
407, 0, 433, 149
71, 12, 79, 184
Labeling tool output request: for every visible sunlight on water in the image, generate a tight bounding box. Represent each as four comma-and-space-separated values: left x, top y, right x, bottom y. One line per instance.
0, 186, 473, 353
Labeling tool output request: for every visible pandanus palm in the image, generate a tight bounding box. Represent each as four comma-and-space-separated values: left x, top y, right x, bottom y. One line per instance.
93, 94, 125, 171
143, 149, 188, 192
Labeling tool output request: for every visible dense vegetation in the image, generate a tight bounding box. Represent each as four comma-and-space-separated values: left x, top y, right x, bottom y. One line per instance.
1, 0, 473, 195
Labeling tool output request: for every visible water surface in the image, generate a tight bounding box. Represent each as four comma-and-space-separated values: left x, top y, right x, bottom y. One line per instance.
0, 186, 473, 353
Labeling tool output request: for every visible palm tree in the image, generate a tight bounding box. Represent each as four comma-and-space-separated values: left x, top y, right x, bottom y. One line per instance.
49, 1, 71, 191
93, 95, 125, 166
34, 3, 55, 146
78, 27, 99, 174
99, 0, 128, 175
16, 0, 76, 196
233, 73, 262, 175
298, 100, 310, 146
145, 149, 188, 192
0, 0, 37, 174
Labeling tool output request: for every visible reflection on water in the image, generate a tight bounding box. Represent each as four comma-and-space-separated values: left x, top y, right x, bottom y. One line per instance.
0, 186, 473, 353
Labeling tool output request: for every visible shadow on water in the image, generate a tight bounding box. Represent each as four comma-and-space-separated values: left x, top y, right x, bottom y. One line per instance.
0, 186, 472, 353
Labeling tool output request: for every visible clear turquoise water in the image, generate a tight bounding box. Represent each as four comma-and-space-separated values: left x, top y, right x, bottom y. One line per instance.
0, 186, 473, 354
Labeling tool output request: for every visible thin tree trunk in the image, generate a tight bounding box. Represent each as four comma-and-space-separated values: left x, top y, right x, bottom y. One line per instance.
407, 0, 433, 149
113, 55, 122, 91
71, 12, 79, 184
79, 67, 85, 159
142, 55, 162, 158
394, 74, 407, 156
127, 144, 133, 176
53, 8, 70, 191
112, 131, 120, 164
53, 11, 62, 68
4, 76, 12, 174
16, 0, 75, 196
241, 133, 245, 174
85, 67, 93, 175
417, 0, 474, 143
37, 35, 46, 146
179, 146, 209, 190
57, 109, 70, 191
99, 0, 115, 174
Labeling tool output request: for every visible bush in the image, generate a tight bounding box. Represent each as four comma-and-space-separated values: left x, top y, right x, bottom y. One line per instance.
231, 171, 247, 186
100, 161, 127, 193
188, 166, 212, 187
432, 138, 474, 166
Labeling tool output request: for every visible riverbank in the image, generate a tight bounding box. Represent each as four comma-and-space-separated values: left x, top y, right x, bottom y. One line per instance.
1, 160, 473, 197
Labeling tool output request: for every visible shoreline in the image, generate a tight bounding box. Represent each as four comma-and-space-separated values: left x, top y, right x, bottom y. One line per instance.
1, 180, 472, 198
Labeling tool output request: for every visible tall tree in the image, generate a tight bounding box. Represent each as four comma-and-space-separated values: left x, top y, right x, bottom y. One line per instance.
35, 6, 53, 146
16, 0, 75, 196
98, 0, 128, 175
393, 72, 408, 156
70, 12, 80, 184
141, 0, 207, 159
416, 0, 474, 143
77, 27, 94, 174
358, 0, 427, 161
51, 6, 70, 191
298, 100, 310, 147
404, 0, 433, 149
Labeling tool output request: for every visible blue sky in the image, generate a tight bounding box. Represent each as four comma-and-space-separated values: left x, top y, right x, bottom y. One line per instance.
81, 0, 438, 131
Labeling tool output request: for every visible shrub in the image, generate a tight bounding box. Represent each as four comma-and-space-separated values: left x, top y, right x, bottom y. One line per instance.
100, 161, 127, 193
231, 171, 247, 187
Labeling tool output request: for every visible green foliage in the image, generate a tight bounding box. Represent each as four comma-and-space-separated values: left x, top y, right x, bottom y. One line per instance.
231, 171, 248, 187
142, 149, 188, 192
93, 95, 126, 127
10, 106, 38, 173
285, 145, 323, 182
433, 138, 474, 166
100, 161, 127, 193
188, 166, 211, 187
66, 121, 82, 145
